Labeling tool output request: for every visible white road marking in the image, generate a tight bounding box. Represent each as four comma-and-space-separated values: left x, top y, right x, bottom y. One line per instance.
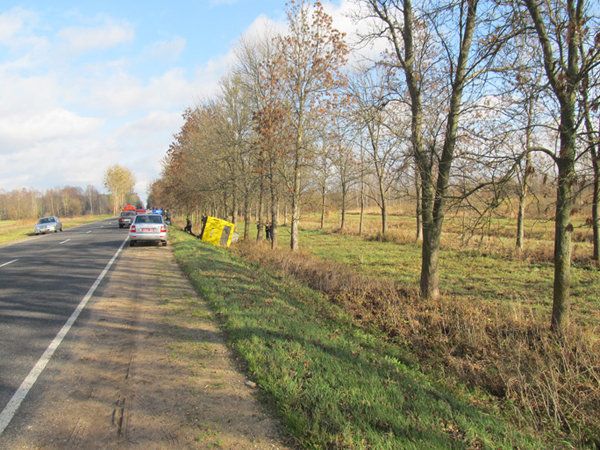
59, 239, 70, 245
0, 237, 129, 436
0, 259, 18, 268
86, 230, 92, 234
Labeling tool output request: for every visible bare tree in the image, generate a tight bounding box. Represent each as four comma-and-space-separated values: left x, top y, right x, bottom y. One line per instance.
362, 0, 508, 299
329, 117, 360, 231
276, 0, 349, 251
518, 0, 600, 331
349, 64, 403, 234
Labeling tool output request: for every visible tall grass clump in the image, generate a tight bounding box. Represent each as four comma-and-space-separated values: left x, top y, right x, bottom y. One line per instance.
234, 241, 600, 448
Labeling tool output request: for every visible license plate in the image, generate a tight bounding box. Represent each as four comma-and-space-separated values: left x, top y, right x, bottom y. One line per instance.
142, 228, 154, 232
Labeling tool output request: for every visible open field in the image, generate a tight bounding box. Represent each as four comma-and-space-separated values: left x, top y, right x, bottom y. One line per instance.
0, 215, 113, 246
243, 210, 599, 327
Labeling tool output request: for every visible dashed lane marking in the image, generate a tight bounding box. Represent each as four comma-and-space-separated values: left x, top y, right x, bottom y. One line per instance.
0, 259, 18, 268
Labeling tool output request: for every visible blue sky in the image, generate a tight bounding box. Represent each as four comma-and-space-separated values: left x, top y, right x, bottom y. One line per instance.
0, 0, 361, 200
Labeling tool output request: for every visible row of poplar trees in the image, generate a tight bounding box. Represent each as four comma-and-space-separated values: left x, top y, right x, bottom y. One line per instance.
151, 0, 600, 333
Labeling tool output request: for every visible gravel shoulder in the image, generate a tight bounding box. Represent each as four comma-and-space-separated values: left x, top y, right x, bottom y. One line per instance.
2, 242, 295, 449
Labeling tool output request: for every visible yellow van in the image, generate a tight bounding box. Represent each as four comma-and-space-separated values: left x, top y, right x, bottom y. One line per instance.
199, 216, 235, 247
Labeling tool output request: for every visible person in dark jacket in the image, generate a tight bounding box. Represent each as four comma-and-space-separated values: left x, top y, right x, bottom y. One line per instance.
265, 222, 272, 241
184, 217, 193, 235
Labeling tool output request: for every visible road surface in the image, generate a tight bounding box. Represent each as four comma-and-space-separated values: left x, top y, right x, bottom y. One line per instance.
0, 218, 128, 435
0, 219, 293, 449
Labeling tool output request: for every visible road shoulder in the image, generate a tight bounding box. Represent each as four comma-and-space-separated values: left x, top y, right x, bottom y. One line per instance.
2, 242, 294, 449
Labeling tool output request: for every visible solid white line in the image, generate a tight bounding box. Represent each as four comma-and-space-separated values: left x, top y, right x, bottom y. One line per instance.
59, 239, 71, 245
0, 237, 129, 436
0, 259, 18, 268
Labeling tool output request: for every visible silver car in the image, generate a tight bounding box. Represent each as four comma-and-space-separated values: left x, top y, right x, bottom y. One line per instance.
129, 213, 168, 247
34, 216, 63, 235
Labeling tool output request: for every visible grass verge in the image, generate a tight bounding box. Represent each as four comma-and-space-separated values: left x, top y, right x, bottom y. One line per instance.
170, 228, 543, 449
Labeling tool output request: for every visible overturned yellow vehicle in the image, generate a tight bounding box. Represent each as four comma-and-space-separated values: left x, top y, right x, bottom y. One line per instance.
199, 216, 236, 247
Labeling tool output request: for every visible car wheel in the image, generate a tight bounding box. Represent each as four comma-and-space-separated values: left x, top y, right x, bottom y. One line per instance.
162, 241, 167, 246
130, 241, 135, 247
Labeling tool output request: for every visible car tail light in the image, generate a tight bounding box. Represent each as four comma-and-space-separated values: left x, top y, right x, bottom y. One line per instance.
130, 225, 136, 232
160, 225, 167, 233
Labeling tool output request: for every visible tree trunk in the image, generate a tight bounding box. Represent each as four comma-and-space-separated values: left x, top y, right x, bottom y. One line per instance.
320, 186, 326, 229
257, 175, 265, 241
377, 161, 388, 234
291, 185, 300, 251
552, 156, 574, 331
415, 167, 422, 241
231, 189, 237, 226
516, 194, 526, 251
290, 141, 301, 251
419, 0, 477, 300
584, 105, 599, 261
419, 170, 438, 299
516, 156, 532, 251
381, 197, 387, 235
243, 189, 251, 241
359, 166, 365, 236
271, 179, 278, 250
593, 151, 599, 262
340, 183, 347, 230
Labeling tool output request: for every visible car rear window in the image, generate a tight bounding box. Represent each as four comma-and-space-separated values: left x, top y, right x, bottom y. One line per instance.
134, 215, 163, 224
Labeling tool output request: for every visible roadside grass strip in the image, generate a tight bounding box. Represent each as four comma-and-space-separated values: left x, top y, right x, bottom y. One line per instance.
170, 229, 540, 449
0, 215, 113, 246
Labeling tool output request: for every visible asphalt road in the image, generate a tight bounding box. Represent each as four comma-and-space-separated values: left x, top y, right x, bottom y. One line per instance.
0, 218, 128, 436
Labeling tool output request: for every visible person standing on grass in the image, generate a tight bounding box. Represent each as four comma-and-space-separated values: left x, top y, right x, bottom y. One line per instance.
184, 217, 193, 235
266, 222, 272, 241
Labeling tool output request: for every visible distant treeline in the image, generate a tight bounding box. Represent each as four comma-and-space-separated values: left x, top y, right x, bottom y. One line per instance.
0, 186, 141, 220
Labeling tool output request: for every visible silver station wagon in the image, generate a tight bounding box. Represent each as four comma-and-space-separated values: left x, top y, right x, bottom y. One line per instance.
128, 213, 168, 247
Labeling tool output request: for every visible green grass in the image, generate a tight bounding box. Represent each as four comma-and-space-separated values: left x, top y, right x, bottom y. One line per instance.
0, 215, 113, 246
170, 228, 544, 449
237, 214, 599, 328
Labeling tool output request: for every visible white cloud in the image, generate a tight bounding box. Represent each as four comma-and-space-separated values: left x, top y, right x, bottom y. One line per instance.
3, 5, 379, 195
56, 18, 134, 53
144, 37, 186, 61
115, 111, 183, 138
321, 0, 389, 62
0, 7, 37, 43
0, 109, 103, 148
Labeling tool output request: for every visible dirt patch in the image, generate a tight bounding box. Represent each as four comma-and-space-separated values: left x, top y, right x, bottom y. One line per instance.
3, 243, 295, 449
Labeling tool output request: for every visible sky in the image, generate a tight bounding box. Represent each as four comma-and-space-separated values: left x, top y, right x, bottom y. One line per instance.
0, 0, 365, 201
